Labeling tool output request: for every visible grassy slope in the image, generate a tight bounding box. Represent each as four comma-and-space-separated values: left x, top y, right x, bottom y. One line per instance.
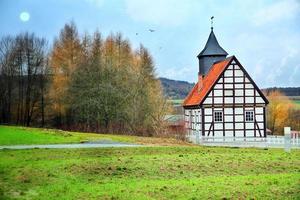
0, 126, 137, 145
0, 125, 188, 146
0, 147, 299, 199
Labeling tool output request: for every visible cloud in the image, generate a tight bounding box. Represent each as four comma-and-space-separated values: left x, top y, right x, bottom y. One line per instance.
125, 0, 194, 26
288, 64, 300, 84
161, 66, 195, 81
266, 46, 299, 86
252, 0, 300, 26
252, 58, 264, 79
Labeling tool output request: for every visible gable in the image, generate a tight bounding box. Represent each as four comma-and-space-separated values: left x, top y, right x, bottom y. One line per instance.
202, 57, 268, 105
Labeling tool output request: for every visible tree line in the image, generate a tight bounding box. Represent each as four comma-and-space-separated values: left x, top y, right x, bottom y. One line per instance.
0, 22, 171, 136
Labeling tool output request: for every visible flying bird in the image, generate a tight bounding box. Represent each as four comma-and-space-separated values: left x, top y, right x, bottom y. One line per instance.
149, 29, 155, 32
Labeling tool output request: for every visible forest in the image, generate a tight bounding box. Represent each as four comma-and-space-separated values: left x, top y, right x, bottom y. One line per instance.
0, 22, 170, 136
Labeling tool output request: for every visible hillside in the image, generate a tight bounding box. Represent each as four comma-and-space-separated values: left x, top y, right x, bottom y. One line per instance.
262, 87, 300, 96
159, 77, 194, 99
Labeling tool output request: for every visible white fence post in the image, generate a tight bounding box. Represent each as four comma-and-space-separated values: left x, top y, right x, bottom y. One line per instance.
284, 127, 291, 153
196, 130, 200, 144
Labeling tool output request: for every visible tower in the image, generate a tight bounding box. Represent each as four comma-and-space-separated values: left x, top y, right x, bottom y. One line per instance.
197, 26, 228, 77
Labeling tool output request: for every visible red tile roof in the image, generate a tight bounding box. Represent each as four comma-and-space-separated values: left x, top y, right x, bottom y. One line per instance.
183, 56, 233, 107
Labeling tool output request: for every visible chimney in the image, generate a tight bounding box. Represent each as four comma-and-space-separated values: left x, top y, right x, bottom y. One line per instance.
198, 73, 204, 92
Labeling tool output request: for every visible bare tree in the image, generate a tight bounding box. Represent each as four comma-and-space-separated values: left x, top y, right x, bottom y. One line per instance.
0, 33, 49, 126
0, 36, 17, 123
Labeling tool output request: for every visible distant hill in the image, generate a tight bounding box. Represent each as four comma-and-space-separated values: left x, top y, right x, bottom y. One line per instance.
159, 77, 194, 99
159, 77, 300, 99
262, 87, 300, 96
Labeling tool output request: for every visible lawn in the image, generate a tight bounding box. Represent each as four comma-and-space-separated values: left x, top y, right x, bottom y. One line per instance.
0, 126, 299, 199
0, 146, 299, 199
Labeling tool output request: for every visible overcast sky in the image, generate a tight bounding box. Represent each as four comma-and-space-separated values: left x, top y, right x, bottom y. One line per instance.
1, 0, 300, 87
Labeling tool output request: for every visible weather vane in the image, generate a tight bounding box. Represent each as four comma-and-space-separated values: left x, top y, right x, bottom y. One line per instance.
211, 16, 214, 30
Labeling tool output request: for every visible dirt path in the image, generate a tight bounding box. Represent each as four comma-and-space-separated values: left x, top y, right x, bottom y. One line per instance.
0, 140, 142, 150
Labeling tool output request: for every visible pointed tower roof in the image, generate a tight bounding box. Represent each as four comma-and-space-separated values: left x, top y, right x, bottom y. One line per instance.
197, 28, 228, 58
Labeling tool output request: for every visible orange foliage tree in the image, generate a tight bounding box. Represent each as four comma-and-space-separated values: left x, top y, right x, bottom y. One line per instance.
267, 90, 294, 135
48, 22, 82, 126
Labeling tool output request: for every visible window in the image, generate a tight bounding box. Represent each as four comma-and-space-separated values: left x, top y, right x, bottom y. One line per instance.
245, 111, 254, 122
214, 111, 223, 122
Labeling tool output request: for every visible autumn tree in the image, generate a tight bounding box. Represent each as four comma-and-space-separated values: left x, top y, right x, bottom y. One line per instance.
68, 33, 134, 132
286, 107, 300, 131
267, 90, 294, 135
67, 31, 171, 135
126, 45, 171, 135
49, 21, 82, 126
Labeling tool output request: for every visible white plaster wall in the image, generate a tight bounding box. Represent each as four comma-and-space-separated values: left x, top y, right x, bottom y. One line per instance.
224, 70, 233, 76
225, 115, 233, 122
236, 122, 244, 129
214, 123, 223, 129
235, 108, 243, 114
235, 77, 243, 82
235, 69, 243, 76
215, 97, 223, 104
235, 84, 243, 89
256, 107, 263, 114
245, 98, 254, 103
245, 90, 254, 96
235, 97, 244, 104
235, 131, 244, 137
205, 108, 212, 115
214, 131, 223, 137
214, 90, 223, 96
225, 123, 233, 129
224, 84, 233, 89
256, 115, 263, 121
225, 97, 233, 104
227, 65, 234, 69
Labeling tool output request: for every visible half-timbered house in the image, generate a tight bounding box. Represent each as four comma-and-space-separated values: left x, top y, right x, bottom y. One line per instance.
183, 27, 268, 138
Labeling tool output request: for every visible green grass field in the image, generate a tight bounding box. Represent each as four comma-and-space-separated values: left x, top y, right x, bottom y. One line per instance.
0, 126, 299, 199
0, 147, 299, 199
0, 126, 137, 145
0, 126, 186, 146
168, 99, 184, 105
